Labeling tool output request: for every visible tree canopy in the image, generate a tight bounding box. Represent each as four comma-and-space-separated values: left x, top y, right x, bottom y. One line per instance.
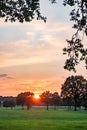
0, 0, 47, 22
40, 91, 52, 110
16, 92, 34, 109
61, 75, 87, 110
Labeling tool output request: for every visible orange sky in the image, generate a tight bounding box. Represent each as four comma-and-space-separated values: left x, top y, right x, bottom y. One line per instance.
0, 0, 87, 96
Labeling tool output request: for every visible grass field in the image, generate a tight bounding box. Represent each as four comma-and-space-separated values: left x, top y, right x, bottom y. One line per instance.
0, 108, 87, 130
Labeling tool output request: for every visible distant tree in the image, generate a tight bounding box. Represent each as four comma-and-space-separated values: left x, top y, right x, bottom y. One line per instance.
3, 100, 9, 108
24, 92, 34, 110
3, 100, 16, 109
16, 92, 26, 109
0, 96, 3, 107
61, 75, 87, 111
40, 91, 52, 110
9, 100, 16, 109
52, 92, 61, 110
16, 91, 34, 110
0, 101, 1, 107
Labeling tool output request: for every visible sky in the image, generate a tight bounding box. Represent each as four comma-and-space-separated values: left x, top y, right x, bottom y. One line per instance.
0, 0, 87, 96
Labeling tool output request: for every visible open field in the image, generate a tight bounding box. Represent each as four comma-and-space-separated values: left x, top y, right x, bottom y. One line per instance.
0, 108, 87, 130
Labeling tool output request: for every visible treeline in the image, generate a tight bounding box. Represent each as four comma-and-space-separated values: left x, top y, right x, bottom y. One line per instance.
0, 75, 87, 111
0, 96, 16, 109
0, 92, 61, 110
16, 91, 61, 110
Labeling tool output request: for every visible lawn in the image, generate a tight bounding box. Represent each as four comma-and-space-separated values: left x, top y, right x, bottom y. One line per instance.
0, 108, 87, 130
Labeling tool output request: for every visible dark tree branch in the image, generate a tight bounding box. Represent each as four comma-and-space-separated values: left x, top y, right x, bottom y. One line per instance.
63, 0, 87, 72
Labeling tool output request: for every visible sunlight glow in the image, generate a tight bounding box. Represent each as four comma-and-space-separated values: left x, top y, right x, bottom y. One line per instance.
34, 94, 40, 99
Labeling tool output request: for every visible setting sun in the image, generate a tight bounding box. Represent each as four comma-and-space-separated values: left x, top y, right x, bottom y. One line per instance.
34, 94, 40, 99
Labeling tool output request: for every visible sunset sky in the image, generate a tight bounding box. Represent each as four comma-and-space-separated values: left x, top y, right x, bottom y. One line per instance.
0, 0, 87, 96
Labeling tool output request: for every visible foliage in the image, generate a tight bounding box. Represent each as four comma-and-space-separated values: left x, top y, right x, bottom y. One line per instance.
52, 92, 61, 109
40, 91, 52, 110
25, 92, 34, 109
3, 100, 16, 109
0, 0, 56, 23
61, 75, 87, 110
16, 92, 26, 109
16, 91, 61, 110
63, 0, 87, 72
16, 91, 34, 109
49, 0, 56, 3
0, 0, 47, 23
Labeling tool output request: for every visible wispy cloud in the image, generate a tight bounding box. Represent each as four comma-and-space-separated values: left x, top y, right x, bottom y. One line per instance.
0, 74, 13, 80
0, 74, 8, 78
15, 79, 63, 94
0, 20, 72, 68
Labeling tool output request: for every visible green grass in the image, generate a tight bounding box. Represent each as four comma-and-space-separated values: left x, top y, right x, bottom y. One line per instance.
0, 108, 87, 130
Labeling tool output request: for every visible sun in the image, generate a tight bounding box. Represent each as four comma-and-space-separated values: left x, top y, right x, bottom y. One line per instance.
34, 94, 40, 99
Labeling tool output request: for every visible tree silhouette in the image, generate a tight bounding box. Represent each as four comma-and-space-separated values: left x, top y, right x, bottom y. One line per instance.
61, 75, 87, 111
0, 0, 57, 23
0, 0, 47, 22
63, 0, 87, 72
25, 92, 34, 110
16, 92, 34, 109
3, 100, 16, 109
16, 92, 26, 109
52, 92, 61, 110
40, 91, 52, 110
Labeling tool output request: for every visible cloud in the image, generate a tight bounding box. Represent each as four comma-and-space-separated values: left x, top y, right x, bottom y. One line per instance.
0, 74, 8, 78
0, 20, 72, 68
0, 74, 13, 80
15, 79, 62, 94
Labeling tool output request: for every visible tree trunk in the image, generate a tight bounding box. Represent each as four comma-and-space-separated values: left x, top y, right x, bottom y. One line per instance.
74, 97, 77, 111
22, 105, 24, 110
46, 104, 49, 110
27, 105, 30, 110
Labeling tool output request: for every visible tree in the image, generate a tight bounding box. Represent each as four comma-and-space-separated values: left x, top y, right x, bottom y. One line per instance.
16, 92, 26, 109
52, 92, 61, 110
61, 75, 87, 111
9, 100, 16, 109
16, 91, 34, 109
63, 0, 87, 72
40, 91, 52, 110
24, 92, 34, 110
3, 100, 9, 108
3, 100, 16, 109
